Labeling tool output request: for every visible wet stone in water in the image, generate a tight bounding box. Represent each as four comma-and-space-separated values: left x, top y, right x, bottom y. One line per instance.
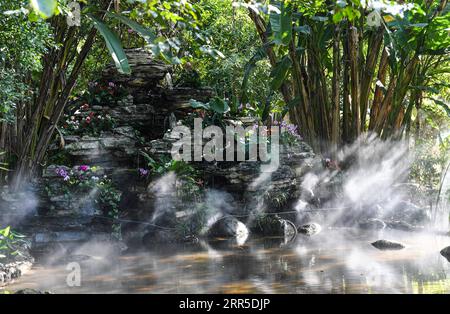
440, 246, 450, 262
208, 216, 248, 238
297, 223, 322, 236
371, 240, 405, 251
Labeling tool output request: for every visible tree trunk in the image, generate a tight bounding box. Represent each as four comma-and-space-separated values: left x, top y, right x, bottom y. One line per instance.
331, 24, 341, 152
348, 24, 360, 140
360, 28, 383, 130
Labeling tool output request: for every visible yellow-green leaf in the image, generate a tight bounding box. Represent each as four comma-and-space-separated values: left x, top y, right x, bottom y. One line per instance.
30, 0, 57, 19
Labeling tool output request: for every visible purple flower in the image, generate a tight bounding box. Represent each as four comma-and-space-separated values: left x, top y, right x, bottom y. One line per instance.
138, 168, 149, 177
108, 82, 115, 88
55, 167, 70, 181
78, 165, 90, 172
281, 122, 303, 140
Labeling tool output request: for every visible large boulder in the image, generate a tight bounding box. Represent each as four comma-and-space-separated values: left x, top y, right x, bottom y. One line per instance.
440, 246, 450, 262
102, 48, 171, 87
250, 215, 297, 240
142, 228, 179, 245
0, 242, 34, 287
371, 240, 405, 250
208, 216, 248, 238
386, 201, 430, 225
385, 220, 417, 232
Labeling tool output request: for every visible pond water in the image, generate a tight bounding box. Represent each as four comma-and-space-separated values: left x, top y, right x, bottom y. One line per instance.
5, 228, 450, 294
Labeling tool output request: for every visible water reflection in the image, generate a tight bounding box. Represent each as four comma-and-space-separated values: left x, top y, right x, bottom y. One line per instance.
5, 229, 450, 294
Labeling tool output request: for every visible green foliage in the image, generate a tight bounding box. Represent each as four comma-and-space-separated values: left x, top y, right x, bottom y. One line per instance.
97, 179, 122, 239
0, 0, 51, 122
0, 151, 9, 171
175, 203, 211, 237
269, 1, 293, 45
123, 0, 223, 64
410, 99, 450, 189
60, 80, 128, 136
0, 226, 29, 260
107, 12, 156, 43
241, 45, 268, 102
51, 166, 123, 239
189, 97, 230, 114
270, 55, 291, 90
182, 0, 274, 109
140, 152, 203, 202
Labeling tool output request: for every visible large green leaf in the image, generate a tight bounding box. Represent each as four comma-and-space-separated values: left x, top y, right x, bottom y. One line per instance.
293, 25, 311, 36
410, 85, 440, 94
30, 0, 57, 19
189, 98, 230, 114
0, 226, 10, 237
270, 55, 292, 90
428, 97, 450, 117
269, 2, 292, 45
107, 12, 157, 43
87, 15, 131, 75
209, 97, 230, 114
189, 99, 210, 111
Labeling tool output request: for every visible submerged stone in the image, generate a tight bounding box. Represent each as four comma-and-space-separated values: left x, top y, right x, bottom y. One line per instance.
15, 289, 51, 294
440, 246, 450, 262
297, 223, 322, 236
359, 218, 386, 230
142, 228, 178, 245
385, 220, 416, 232
371, 240, 405, 250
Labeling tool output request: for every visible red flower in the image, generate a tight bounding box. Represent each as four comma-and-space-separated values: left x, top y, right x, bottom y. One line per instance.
78, 165, 90, 172
86, 116, 91, 124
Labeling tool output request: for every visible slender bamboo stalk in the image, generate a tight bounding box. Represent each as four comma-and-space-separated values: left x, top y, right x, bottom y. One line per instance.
331, 23, 341, 150
348, 24, 360, 140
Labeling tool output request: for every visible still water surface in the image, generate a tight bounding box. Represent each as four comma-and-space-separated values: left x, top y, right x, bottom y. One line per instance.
6, 228, 450, 294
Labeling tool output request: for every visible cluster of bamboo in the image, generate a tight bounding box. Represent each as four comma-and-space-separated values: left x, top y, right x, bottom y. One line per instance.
246, 0, 449, 153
